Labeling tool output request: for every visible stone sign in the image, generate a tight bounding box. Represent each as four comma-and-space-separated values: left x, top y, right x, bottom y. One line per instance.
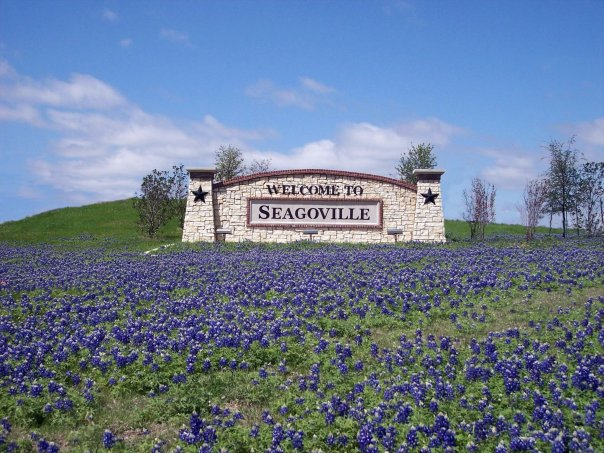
182, 168, 446, 243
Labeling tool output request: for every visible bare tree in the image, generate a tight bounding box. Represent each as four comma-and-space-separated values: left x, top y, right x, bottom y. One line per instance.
215, 145, 245, 181
517, 178, 549, 241
463, 177, 496, 240
247, 158, 272, 174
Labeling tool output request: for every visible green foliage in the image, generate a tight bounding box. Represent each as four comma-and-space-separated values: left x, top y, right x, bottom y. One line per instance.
396, 143, 437, 184
133, 169, 173, 238
133, 165, 188, 238
215, 145, 245, 181
544, 137, 580, 238
577, 160, 604, 236
169, 164, 188, 229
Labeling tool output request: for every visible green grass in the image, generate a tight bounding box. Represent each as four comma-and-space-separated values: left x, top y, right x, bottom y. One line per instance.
0, 199, 182, 249
444, 219, 563, 240
0, 198, 563, 248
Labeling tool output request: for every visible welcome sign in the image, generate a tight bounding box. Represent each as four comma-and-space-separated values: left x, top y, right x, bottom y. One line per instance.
248, 198, 382, 228
182, 168, 446, 243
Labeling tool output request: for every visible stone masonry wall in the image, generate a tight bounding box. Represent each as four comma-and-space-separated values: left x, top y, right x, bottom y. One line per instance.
182, 171, 215, 242
182, 169, 446, 243
412, 170, 446, 243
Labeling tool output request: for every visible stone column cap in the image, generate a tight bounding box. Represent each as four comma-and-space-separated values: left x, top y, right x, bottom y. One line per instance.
412, 169, 445, 176
187, 168, 216, 178
187, 168, 216, 172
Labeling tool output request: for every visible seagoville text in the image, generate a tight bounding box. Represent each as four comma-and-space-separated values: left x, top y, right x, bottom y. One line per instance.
258, 205, 371, 221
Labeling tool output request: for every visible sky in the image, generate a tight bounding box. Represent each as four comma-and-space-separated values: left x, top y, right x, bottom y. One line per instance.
0, 0, 603, 225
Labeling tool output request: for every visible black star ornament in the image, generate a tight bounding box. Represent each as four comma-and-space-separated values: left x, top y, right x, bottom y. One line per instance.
192, 186, 209, 203
421, 188, 439, 205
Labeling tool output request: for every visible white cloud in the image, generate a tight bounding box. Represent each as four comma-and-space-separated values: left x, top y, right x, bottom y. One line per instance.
0, 63, 268, 203
575, 117, 604, 147
0, 103, 42, 125
0, 63, 126, 112
17, 184, 43, 199
2, 62, 468, 217
159, 28, 192, 47
393, 118, 464, 146
245, 77, 336, 110
102, 9, 119, 22
30, 111, 267, 200
558, 117, 604, 162
299, 77, 335, 94
248, 118, 462, 176
0, 60, 17, 78
480, 149, 538, 190
245, 79, 313, 110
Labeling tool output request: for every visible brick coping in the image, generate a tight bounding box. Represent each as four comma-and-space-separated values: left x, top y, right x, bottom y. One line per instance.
213, 169, 417, 191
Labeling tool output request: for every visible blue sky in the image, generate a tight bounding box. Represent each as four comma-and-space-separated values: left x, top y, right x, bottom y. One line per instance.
1, 0, 603, 225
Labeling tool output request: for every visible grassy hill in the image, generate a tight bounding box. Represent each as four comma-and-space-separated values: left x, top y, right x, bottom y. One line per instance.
444, 219, 560, 240
0, 199, 561, 247
0, 199, 182, 248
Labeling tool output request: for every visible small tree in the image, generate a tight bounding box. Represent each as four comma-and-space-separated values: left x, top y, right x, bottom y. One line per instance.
545, 137, 580, 238
517, 178, 549, 241
396, 143, 437, 184
578, 161, 604, 236
215, 145, 245, 181
169, 164, 188, 229
133, 169, 172, 238
463, 177, 496, 240
247, 158, 272, 174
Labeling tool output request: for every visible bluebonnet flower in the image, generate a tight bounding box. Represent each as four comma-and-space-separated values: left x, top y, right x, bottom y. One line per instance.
29, 383, 43, 397
103, 429, 117, 449
358, 423, 376, 453
54, 398, 73, 411
262, 410, 274, 425
249, 424, 260, 438
406, 426, 418, 448
510, 436, 536, 451
172, 373, 186, 384
271, 423, 284, 447
2, 241, 604, 451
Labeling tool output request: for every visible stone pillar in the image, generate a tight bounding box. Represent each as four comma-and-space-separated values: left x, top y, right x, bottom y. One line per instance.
182, 168, 216, 242
412, 169, 446, 243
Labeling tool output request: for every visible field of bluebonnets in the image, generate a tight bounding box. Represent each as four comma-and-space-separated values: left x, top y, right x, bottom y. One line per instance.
1, 237, 603, 452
